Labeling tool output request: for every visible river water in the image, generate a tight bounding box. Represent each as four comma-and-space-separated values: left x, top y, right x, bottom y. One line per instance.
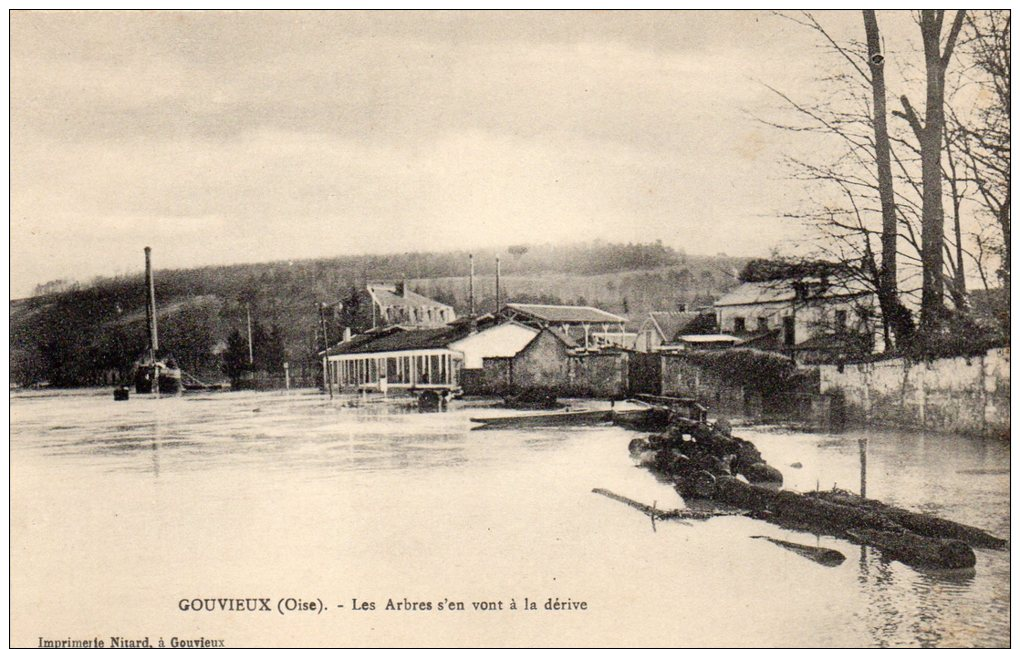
10, 389, 1010, 647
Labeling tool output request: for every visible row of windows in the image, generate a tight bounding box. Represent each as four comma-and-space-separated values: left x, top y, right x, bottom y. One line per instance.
381, 305, 454, 324
731, 310, 849, 345
328, 353, 457, 387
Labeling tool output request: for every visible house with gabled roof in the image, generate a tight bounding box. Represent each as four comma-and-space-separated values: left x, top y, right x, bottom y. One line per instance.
713, 277, 879, 359
497, 302, 627, 349
366, 281, 456, 329
633, 311, 698, 352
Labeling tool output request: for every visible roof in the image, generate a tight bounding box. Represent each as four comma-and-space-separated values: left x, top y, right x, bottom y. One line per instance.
324, 326, 470, 356
734, 329, 783, 350
503, 303, 626, 324
646, 311, 698, 340
368, 283, 454, 311
714, 279, 871, 307
678, 334, 742, 344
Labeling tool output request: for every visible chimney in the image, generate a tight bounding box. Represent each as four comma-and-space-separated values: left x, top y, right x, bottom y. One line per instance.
397, 279, 407, 297
343, 327, 352, 342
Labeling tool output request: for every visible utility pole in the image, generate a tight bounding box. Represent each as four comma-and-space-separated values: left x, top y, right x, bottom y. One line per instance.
469, 254, 475, 316
319, 302, 333, 399
246, 304, 254, 365
495, 256, 501, 314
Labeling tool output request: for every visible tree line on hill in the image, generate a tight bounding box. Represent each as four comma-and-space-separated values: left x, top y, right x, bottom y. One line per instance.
11, 241, 723, 387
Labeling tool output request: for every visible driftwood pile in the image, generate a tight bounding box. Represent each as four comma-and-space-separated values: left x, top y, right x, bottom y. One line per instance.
623, 411, 1006, 571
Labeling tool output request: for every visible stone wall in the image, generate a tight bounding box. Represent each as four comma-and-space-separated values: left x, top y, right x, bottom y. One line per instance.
660, 355, 754, 417
818, 347, 1010, 437
480, 345, 629, 398
567, 352, 629, 398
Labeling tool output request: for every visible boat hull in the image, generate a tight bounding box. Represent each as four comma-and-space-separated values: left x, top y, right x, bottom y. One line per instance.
134, 365, 183, 395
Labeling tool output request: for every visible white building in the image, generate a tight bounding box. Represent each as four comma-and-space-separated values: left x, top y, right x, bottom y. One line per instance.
714, 278, 879, 355
447, 321, 538, 370
322, 320, 539, 392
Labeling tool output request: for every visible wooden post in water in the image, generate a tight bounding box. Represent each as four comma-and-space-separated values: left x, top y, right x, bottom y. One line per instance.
283, 362, 290, 391
858, 438, 868, 498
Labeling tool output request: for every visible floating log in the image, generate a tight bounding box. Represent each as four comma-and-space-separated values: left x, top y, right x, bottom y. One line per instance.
750, 536, 846, 566
633, 394, 708, 422
847, 529, 976, 570
709, 476, 976, 570
592, 488, 689, 522
592, 488, 739, 521
641, 429, 784, 490
471, 409, 614, 430
621, 397, 996, 570
614, 407, 671, 432
808, 490, 1007, 549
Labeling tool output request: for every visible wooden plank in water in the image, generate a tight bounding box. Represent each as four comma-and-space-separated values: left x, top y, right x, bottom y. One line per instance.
470, 409, 614, 430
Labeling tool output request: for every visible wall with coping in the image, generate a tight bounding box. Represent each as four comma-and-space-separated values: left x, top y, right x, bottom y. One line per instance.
818, 348, 1009, 437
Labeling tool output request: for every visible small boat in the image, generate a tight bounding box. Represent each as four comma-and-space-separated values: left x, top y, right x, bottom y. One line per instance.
470, 409, 614, 430
134, 357, 183, 395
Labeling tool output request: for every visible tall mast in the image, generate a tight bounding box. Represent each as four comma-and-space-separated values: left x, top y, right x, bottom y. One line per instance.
144, 246, 159, 360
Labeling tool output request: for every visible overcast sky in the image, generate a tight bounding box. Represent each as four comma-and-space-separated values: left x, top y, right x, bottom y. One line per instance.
11, 10, 892, 298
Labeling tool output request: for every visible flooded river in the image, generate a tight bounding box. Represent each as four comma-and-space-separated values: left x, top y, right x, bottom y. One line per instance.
10, 389, 1010, 647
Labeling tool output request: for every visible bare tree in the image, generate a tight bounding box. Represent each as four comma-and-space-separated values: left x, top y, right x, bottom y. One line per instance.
765, 11, 921, 349
954, 10, 1010, 290
862, 10, 913, 346
892, 10, 966, 332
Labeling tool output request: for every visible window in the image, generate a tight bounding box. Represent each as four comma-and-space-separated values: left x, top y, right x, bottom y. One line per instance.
734, 317, 746, 333
835, 310, 848, 333
757, 316, 768, 331
783, 316, 795, 346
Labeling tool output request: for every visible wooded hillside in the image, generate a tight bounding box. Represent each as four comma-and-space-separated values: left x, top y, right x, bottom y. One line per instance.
11, 241, 746, 386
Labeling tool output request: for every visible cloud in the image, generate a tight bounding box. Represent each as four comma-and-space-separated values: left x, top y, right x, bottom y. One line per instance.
11, 10, 825, 296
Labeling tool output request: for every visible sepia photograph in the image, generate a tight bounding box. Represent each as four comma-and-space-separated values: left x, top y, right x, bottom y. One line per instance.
9, 8, 1011, 647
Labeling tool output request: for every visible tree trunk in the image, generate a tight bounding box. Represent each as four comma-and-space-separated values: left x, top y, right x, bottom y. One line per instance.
913, 11, 966, 332
920, 12, 947, 330
712, 476, 979, 570
863, 10, 902, 349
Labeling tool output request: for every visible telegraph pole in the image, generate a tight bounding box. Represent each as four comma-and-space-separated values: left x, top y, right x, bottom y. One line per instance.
495, 256, 501, 313
319, 302, 333, 399
246, 304, 255, 365
469, 253, 475, 316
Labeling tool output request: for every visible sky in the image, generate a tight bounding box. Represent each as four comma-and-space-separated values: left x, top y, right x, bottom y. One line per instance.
11, 10, 911, 298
